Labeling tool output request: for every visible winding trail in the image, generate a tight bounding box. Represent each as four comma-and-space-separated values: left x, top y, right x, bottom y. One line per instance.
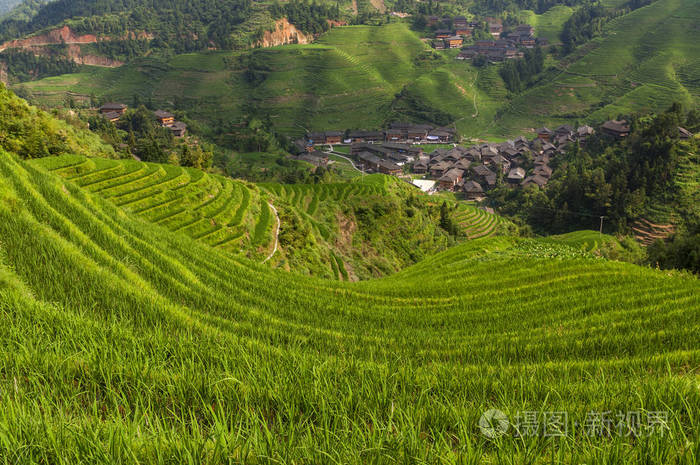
470, 72, 479, 118
262, 202, 280, 263
326, 149, 363, 173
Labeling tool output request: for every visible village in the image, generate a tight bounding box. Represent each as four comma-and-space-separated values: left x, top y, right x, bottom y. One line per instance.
293, 118, 694, 200
425, 16, 547, 62
98, 102, 188, 137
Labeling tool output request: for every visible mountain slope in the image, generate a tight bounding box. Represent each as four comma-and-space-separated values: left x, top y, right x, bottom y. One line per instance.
1, 148, 699, 463
33, 154, 460, 280
498, 0, 700, 133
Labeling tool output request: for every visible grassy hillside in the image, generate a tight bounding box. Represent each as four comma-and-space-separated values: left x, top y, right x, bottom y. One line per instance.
31, 154, 272, 257
517, 4, 575, 43
0, 151, 698, 462
15, 0, 700, 140
0, 83, 114, 158
36, 155, 509, 280
497, 0, 700, 134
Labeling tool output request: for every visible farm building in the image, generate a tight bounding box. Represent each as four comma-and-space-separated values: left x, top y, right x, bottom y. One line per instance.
99, 103, 127, 115
438, 168, 465, 190
601, 120, 631, 138
445, 36, 464, 48
462, 180, 484, 200
154, 110, 175, 127
325, 131, 344, 145
102, 111, 121, 123
522, 174, 548, 188
169, 122, 187, 138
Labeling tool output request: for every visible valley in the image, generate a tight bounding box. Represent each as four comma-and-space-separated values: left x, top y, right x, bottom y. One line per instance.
9, 0, 699, 142
0, 0, 697, 462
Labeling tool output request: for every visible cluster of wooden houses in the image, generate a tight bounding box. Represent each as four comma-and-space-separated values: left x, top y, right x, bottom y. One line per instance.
414, 124, 597, 198
300, 123, 457, 147
293, 118, 694, 185
98, 103, 187, 137
153, 110, 188, 137
456, 24, 546, 62
431, 16, 480, 49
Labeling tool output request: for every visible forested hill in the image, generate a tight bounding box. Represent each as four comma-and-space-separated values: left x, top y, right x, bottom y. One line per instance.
0, 0, 340, 52
0, 0, 252, 50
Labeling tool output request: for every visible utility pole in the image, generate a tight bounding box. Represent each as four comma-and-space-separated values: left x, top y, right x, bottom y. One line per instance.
599, 216, 605, 237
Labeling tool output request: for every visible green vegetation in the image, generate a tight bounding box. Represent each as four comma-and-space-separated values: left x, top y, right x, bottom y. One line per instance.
33, 153, 504, 279
0, 151, 698, 462
499, 0, 699, 133
0, 83, 114, 159
17, 0, 700, 140
491, 106, 699, 237
260, 175, 454, 279
546, 229, 645, 263
452, 202, 515, 239
517, 4, 574, 43
31, 154, 273, 258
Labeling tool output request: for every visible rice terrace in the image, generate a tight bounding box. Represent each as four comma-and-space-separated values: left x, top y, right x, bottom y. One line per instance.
0, 0, 698, 462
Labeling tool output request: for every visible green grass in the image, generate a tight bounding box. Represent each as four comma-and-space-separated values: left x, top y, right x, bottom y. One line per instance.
452, 202, 513, 239
0, 152, 698, 463
499, 0, 700, 135
30, 155, 269, 258
517, 5, 575, 43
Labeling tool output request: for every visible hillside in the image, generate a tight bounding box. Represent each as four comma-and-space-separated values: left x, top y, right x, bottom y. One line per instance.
16, 0, 700, 141
0, 151, 698, 462
0, 82, 113, 158
33, 154, 514, 280
498, 0, 700, 133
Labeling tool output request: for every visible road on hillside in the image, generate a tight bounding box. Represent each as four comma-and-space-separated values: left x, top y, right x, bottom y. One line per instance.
326, 149, 363, 173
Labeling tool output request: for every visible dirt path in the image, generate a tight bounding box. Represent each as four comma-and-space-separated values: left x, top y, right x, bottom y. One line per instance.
326, 150, 363, 173
262, 202, 280, 264
370, 0, 387, 12
454, 72, 479, 118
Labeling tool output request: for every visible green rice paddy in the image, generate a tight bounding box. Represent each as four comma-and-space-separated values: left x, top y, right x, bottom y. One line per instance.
0, 151, 698, 463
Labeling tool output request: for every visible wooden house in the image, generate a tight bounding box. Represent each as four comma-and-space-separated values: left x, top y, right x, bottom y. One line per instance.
169, 122, 187, 137
413, 160, 429, 174
307, 132, 326, 145
536, 127, 553, 141
462, 180, 484, 200
522, 174, 548, 188
601, 120, 630, 138
438, 168, 464, 190
102, 111, 121, 123
472, 164, 497, 188
154, 110, 175, 127
446, 36, 464, 48
99, 103, 127, 115
435, 29, 451, 39
324, 131, 343, 145
507, 167, 525, 184
430, 160, 453, 178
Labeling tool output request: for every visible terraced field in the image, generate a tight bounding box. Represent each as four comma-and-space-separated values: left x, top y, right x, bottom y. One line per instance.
499, 0, 700, 134
453, 203, 511, 239
0, 152, 698, 463
260, 178, 387, 241
32, 155, 273, 256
